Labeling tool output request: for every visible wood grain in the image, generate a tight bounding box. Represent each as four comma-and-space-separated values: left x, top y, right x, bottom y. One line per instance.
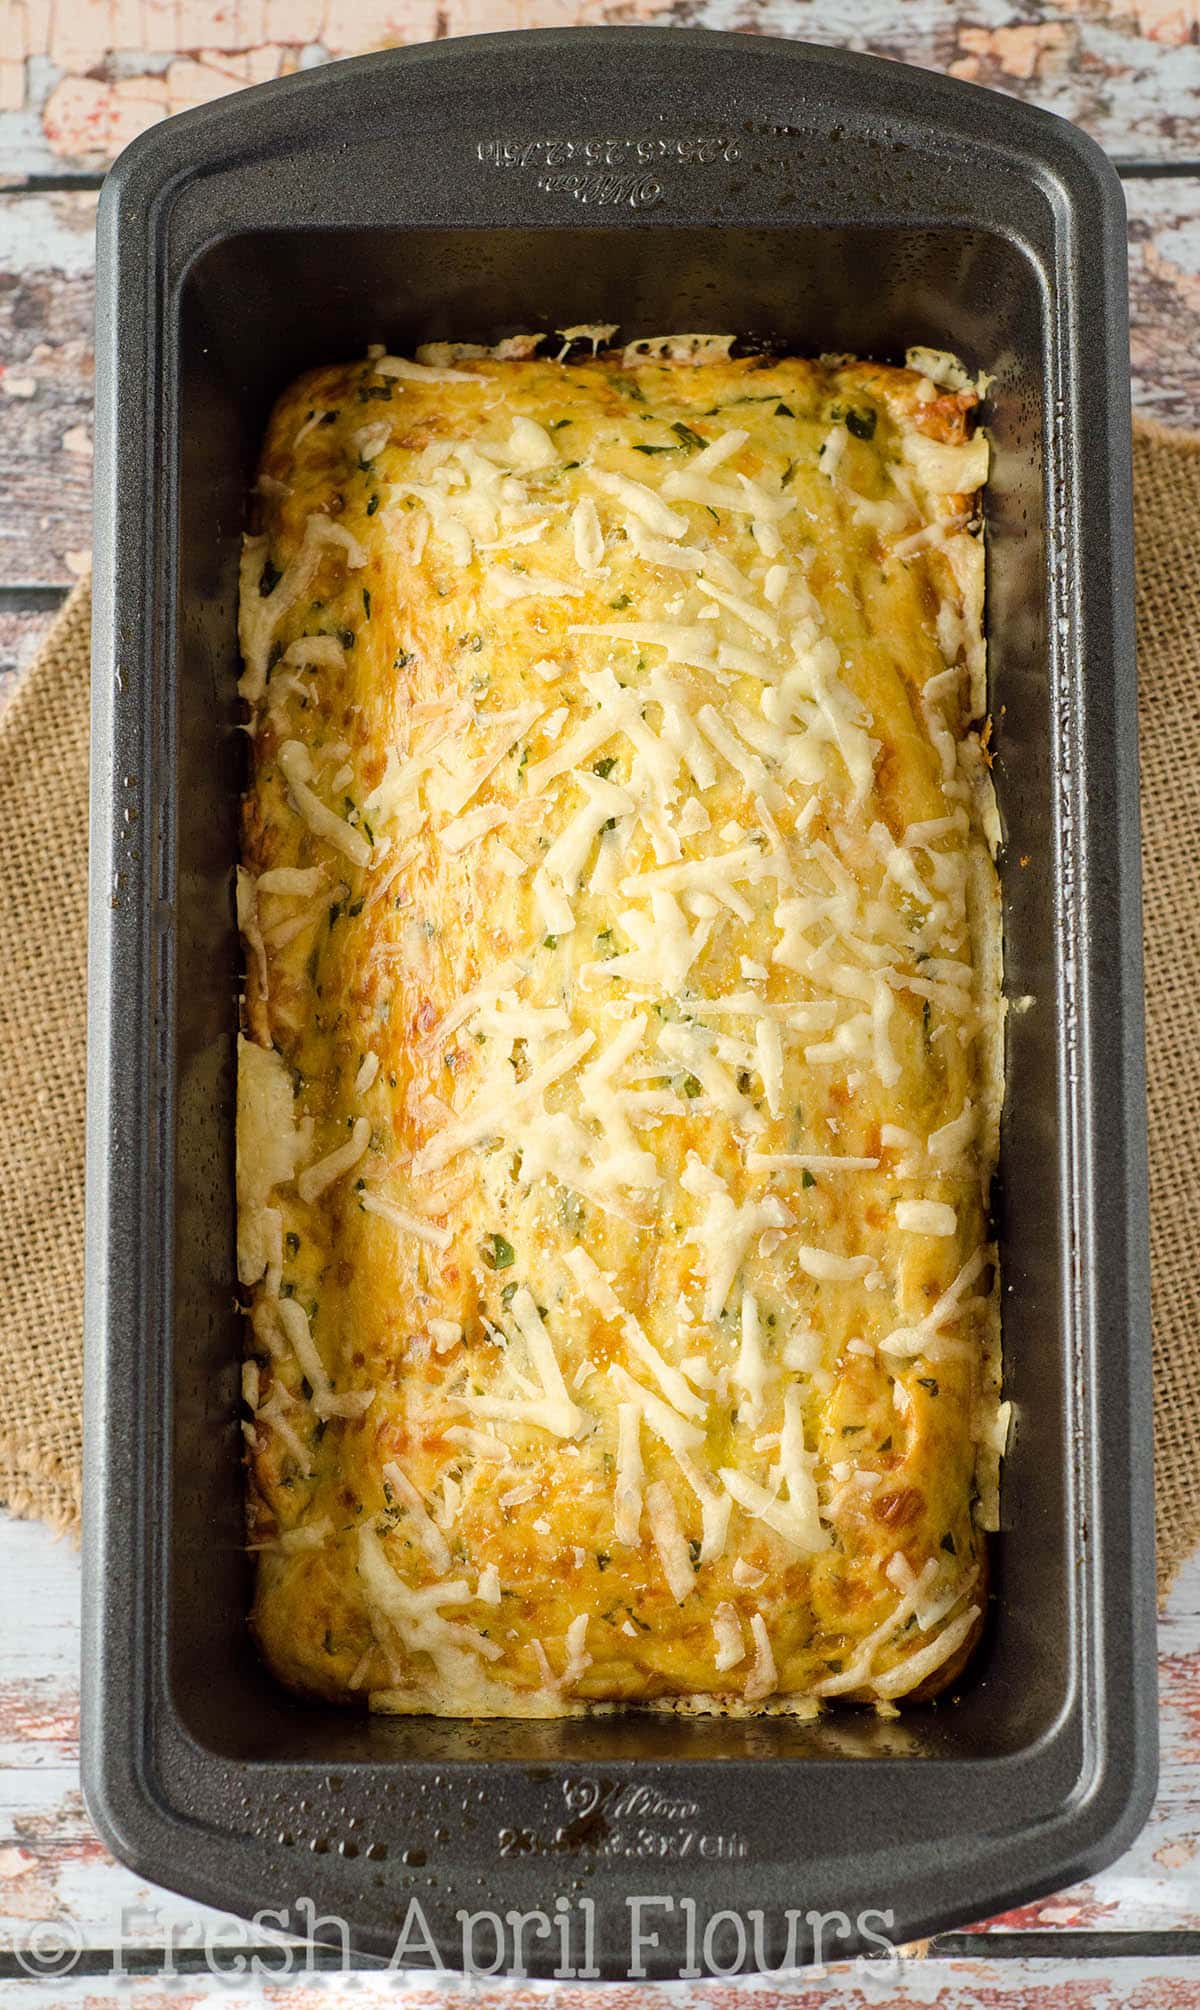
8, 1962, 1200, 2009
0, 191, 94, 590
1129, 177, 1200, 428
1, 0, 1200, 177
0, 607, 65, 702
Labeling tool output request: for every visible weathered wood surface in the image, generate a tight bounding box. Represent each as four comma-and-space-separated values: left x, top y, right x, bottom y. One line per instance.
0, 607, 63, 695
1129, 177, 1200, 427
5, 1960, 1200, 2008
9, 1964, 1200, 2010
0, 191, 94, 594
1, 0, 1200, 177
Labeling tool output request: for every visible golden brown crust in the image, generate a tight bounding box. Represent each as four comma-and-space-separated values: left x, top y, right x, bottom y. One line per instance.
236, 342, 1000, 1717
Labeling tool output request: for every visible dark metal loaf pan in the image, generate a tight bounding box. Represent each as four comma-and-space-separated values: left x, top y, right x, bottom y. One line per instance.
83, 28, 1156, 1979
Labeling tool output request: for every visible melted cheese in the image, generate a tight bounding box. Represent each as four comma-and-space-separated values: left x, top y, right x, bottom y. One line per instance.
239, 338, 1000, 1719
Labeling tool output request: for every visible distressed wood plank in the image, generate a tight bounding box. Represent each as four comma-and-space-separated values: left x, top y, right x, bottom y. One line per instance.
1128, 176, 1200, 428
0, 177, 1196, 599
10, 1958, 1200, 2005
0, 607, 64, 702
0, 190, 94, 589
2, 1520, 1200, 1954
0, 0, 1199, 179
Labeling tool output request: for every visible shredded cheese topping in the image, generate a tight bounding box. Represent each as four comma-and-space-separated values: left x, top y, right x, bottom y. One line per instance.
237, 336, 1001, 1719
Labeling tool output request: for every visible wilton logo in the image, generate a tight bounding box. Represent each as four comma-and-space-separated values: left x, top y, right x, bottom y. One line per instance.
477, 135, 741, 210
564, 1777, 701, 1821
497, 1775, 747, 1863
537, 171, 665, 211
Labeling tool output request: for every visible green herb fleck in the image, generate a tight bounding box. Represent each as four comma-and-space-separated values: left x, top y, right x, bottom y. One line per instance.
845, 407, 877, 441
916, 1375, 940, 1396
780, 459, 797, 490
609, 593, 631, 611
394, 648, 413, 669
775, 402, 795, 418
366, 492, 380, 515
482, 1233, 516, 1272
594, 756, 618, 778
671, 421, 707, 451
802, 1167, 817, 1189
362, 588, 372, 619
941, 1531, 957, 1556
259, 558, 282, 597
560, 1191, 586, 1236
543, 935, 558, 950
682, 1074, 703, 1098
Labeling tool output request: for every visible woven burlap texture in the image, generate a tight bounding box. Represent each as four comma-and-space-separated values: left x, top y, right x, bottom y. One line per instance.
0, 581, 90, 1534
1134, 418, 1200, 1597
1, 421, 1197, 1591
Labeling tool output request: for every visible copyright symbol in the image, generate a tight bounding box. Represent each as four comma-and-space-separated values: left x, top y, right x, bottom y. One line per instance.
14, 1917, 84, 1978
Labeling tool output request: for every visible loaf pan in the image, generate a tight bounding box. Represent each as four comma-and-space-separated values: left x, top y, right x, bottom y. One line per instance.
83, 28, 1156, 1978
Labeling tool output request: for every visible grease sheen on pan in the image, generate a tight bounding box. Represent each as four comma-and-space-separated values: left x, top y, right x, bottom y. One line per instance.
235, 333, 1005, 1718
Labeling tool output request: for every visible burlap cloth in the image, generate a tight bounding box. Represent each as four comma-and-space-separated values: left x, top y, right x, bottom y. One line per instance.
1, 419, 1196, 1595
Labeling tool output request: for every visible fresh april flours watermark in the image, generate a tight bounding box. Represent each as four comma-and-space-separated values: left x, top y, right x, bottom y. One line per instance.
14, 1894, 906, 1984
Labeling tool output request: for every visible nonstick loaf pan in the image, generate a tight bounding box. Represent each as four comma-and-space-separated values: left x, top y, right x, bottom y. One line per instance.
83, 28, 1156, 1979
